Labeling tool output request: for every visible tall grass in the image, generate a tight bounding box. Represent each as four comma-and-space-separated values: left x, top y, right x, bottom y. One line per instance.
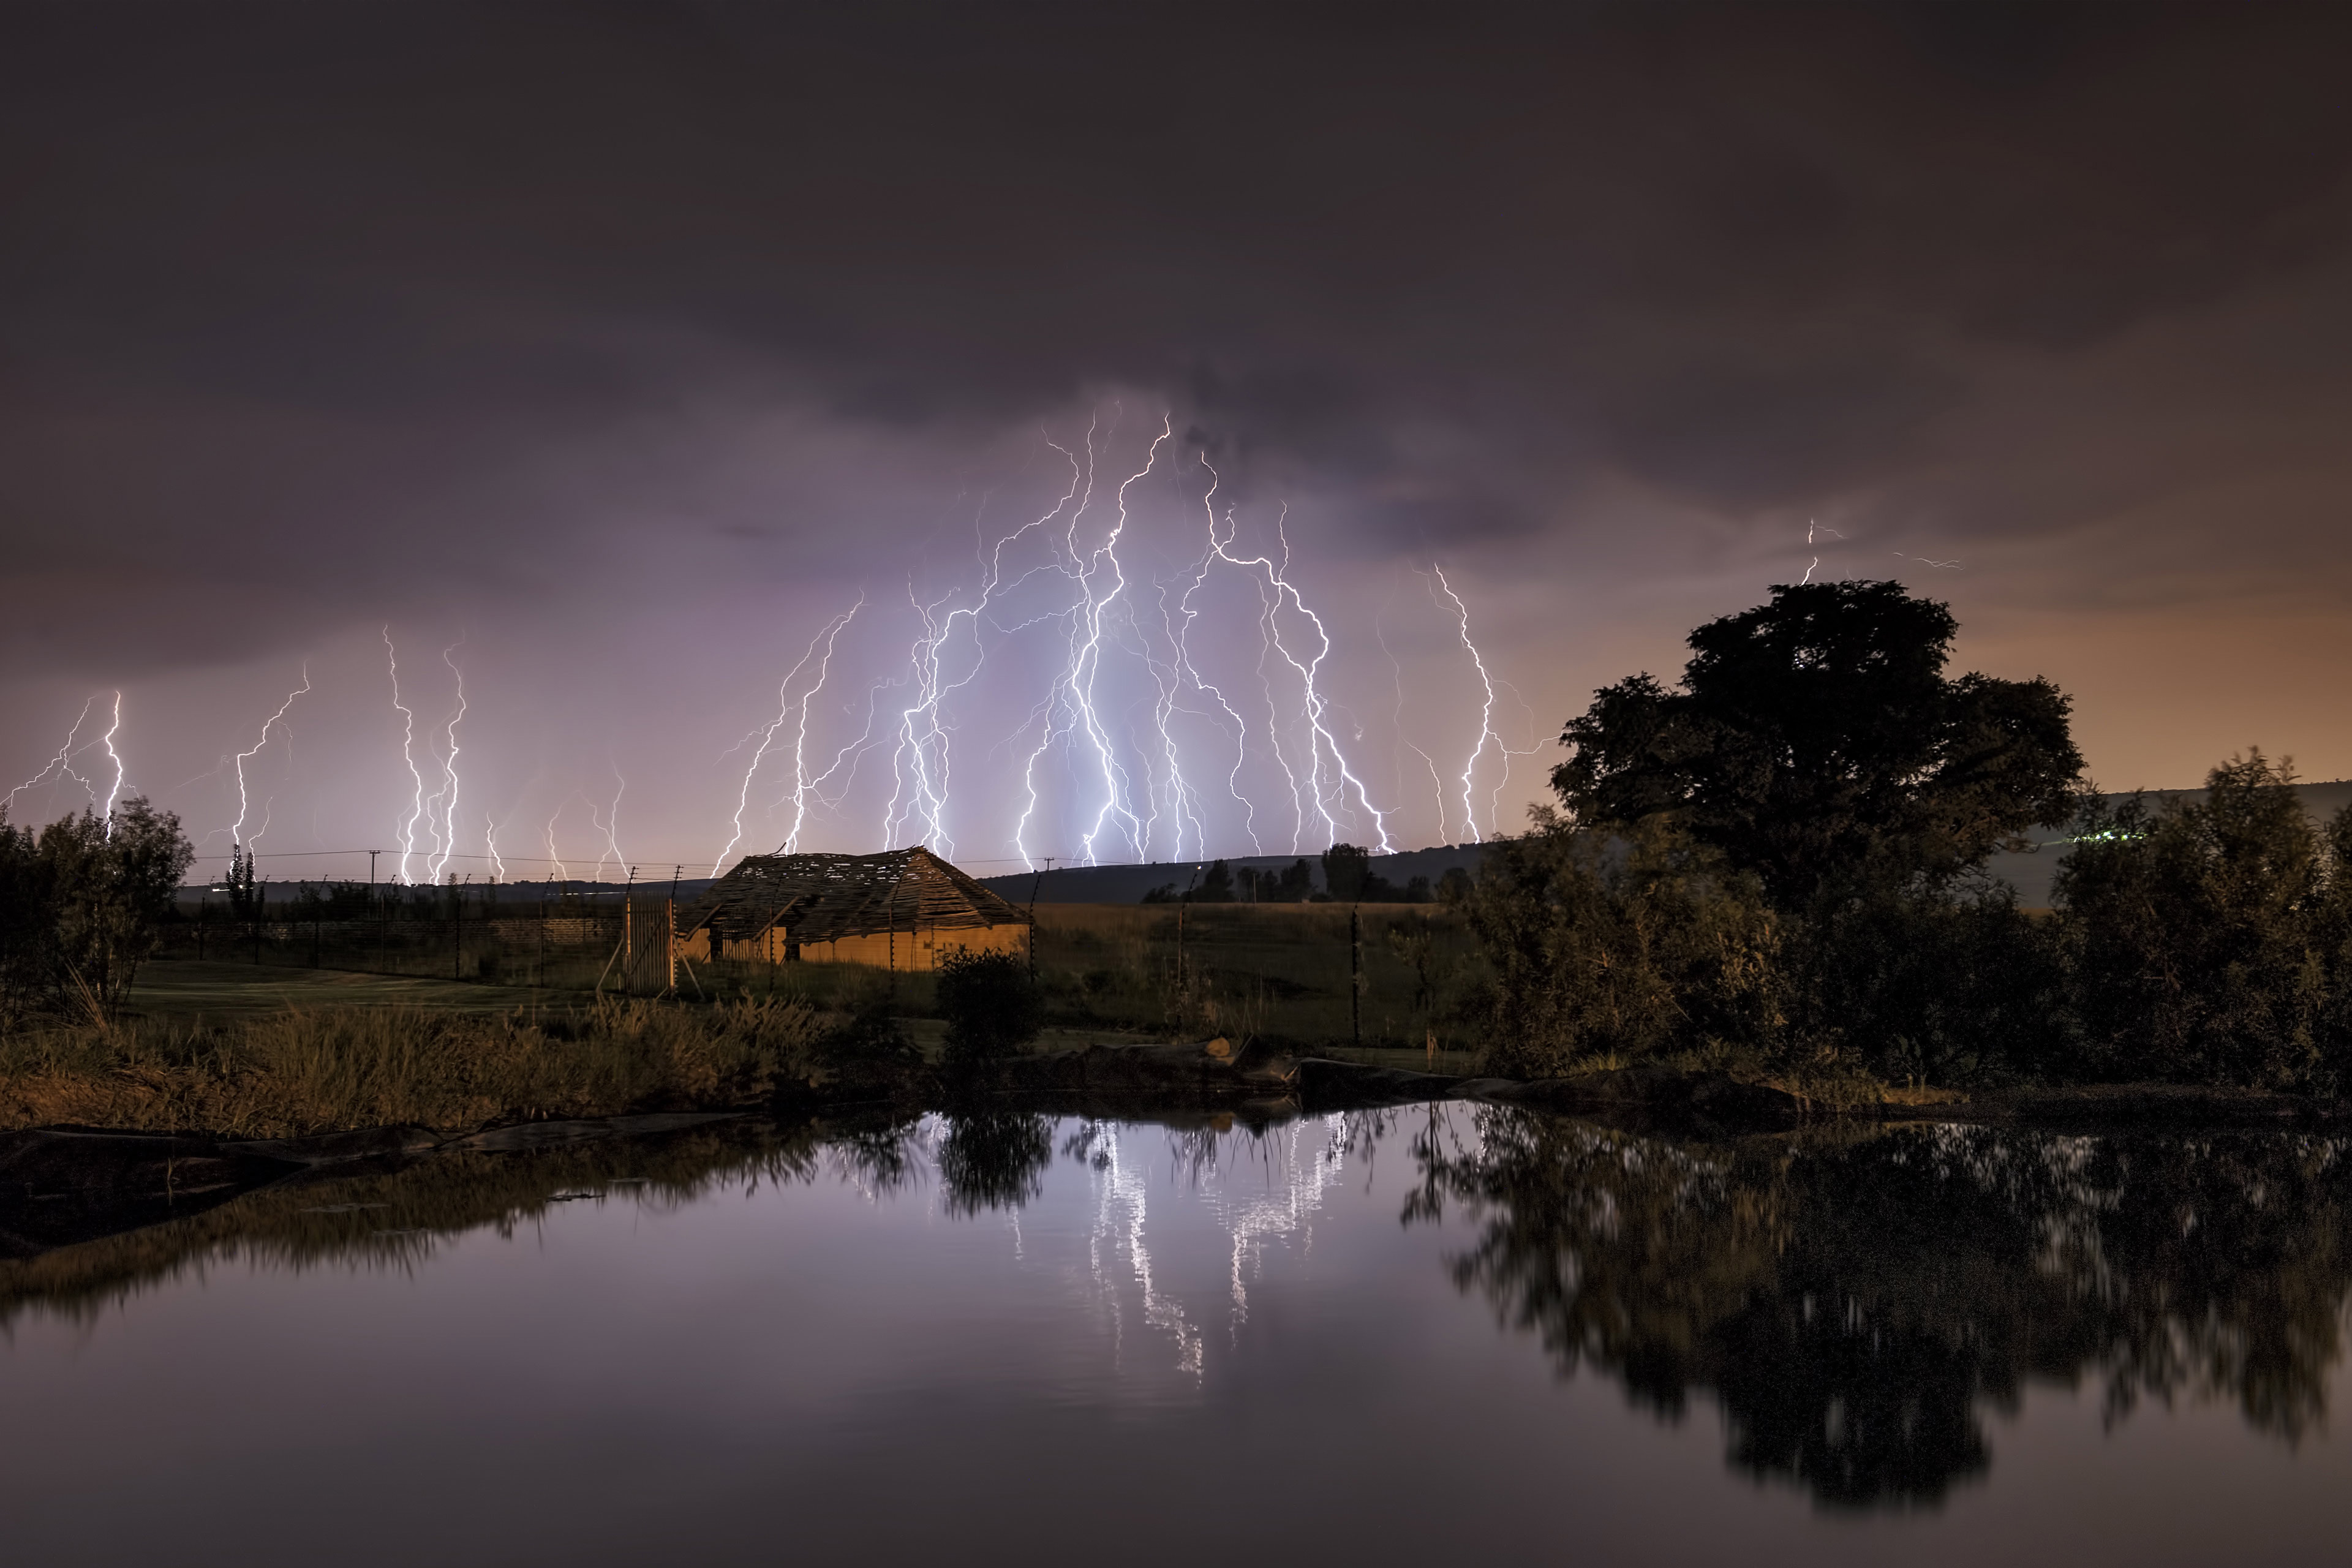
0, 994, 823, 1138
687, 903, 1493, 1049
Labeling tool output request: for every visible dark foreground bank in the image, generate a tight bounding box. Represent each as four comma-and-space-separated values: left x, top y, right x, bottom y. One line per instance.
15, 1033, 2352, 1267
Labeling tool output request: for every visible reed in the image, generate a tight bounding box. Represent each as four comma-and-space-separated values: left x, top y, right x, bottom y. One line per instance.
0, 993, 824, 1139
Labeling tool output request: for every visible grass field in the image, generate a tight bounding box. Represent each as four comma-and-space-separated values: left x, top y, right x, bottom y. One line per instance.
140, 903, 1493, 1058
125, 960, 558, 1019
684, 902, 1490, 1054
0, 903, 1490, 1139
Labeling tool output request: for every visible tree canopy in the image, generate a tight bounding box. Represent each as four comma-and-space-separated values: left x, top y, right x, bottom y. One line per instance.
0, 797, 195, 1022
1551, 581, 2082, 907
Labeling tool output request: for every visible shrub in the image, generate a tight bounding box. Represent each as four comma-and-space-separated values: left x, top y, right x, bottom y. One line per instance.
934, 948, 1043, 1063
814, 998, 922, 1071
1463, 809, 1789, 1079
2055, 752, 2332, 1088
0, 797, 194, 1025
1794, 880, 2064, 1087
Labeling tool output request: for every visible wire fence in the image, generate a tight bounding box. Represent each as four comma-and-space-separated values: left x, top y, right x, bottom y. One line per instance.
159, 888, 680, 993
154, 890, 1490, 1061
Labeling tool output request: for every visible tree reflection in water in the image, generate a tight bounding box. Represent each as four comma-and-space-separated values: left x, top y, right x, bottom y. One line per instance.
935, 1112, 1055, 1217
1406, 1109, 2352, 1509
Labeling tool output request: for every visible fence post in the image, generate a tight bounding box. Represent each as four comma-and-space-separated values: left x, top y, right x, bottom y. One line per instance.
1028, 869, 1042, 984
1350, 905, 1361, 1048
453, 884, 462, 981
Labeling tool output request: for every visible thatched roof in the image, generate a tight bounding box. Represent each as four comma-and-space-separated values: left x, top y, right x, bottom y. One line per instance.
679, 847, 1030, 944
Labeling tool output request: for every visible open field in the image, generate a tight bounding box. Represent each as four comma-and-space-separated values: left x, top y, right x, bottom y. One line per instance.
684, 901, 1489, 1054
125, 960, 559, 1019
0, 992, 826, 1139
145, 902, 1493, 1056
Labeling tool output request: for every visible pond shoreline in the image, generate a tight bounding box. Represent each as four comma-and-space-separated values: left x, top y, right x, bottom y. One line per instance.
12, 1042, 2352, 1266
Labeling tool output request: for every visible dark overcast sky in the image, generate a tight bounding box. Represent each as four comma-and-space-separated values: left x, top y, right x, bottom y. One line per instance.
4, 2, 2350, 873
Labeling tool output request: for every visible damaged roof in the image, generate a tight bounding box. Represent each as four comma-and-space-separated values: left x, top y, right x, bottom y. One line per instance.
679, 846, 1031, 944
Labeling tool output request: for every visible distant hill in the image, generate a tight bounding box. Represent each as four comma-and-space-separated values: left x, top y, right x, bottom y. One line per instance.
975, 845, 1493, 906
979, 782, 2352, 910
1986, 779, 2352, 910
174, 782, 2352, 908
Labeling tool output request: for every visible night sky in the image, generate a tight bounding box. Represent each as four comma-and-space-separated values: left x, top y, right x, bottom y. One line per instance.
5, 3, 2349, 880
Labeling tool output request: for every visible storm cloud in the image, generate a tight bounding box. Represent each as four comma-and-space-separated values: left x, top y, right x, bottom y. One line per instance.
4, 2, 2350, 868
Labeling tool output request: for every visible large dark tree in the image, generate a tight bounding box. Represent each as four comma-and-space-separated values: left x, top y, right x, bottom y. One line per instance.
1552, 582, 2082, 908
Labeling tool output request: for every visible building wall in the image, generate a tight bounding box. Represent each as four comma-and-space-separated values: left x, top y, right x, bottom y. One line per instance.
681, 921, 1028, 971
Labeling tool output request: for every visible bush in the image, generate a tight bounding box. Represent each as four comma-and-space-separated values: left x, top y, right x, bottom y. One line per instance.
0, 797, 194, 1026
934, 948, 1043, 1063
814, 998, 922, 1071
1463, 809, 1789, 1079
1794, 880, 2064, 1087
2055, 752, 2335, 1088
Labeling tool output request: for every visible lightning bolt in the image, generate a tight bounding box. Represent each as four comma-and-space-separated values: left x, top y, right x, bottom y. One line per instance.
1012, 421, 1106, 868
98, 693, 124, 831
543, 800, 571, 883
1121, 417, 1227, 863
1430, 566, 1506, 842
887, 584, 960, 855
1800, 519, 1842, 586
1066, 414, 1166, 864
425, 642, 467, 884
1142, 575, 1212, 859
1171, 457, 1262, 854
7, 697, 99, 822
776, 672, 902, 849
717, 594, 864, 873
484, 813, 505, 880
228, 666, 310, 851
590, 768, 625, 884
1205, 492, 1392, 854
385, 630, 428, 884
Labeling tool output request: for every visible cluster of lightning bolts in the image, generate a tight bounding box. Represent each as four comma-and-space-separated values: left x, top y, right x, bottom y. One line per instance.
380, 630, 486, 884
10, 420, 1517, 881
718, 411, 1518, 873
4, 693, 124, 832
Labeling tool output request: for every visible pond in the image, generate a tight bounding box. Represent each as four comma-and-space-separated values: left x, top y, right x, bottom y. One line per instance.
6, 1106, 2351, 1566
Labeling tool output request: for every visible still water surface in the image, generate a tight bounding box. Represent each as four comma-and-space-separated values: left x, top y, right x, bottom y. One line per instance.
5, 1107, 2351, 1566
